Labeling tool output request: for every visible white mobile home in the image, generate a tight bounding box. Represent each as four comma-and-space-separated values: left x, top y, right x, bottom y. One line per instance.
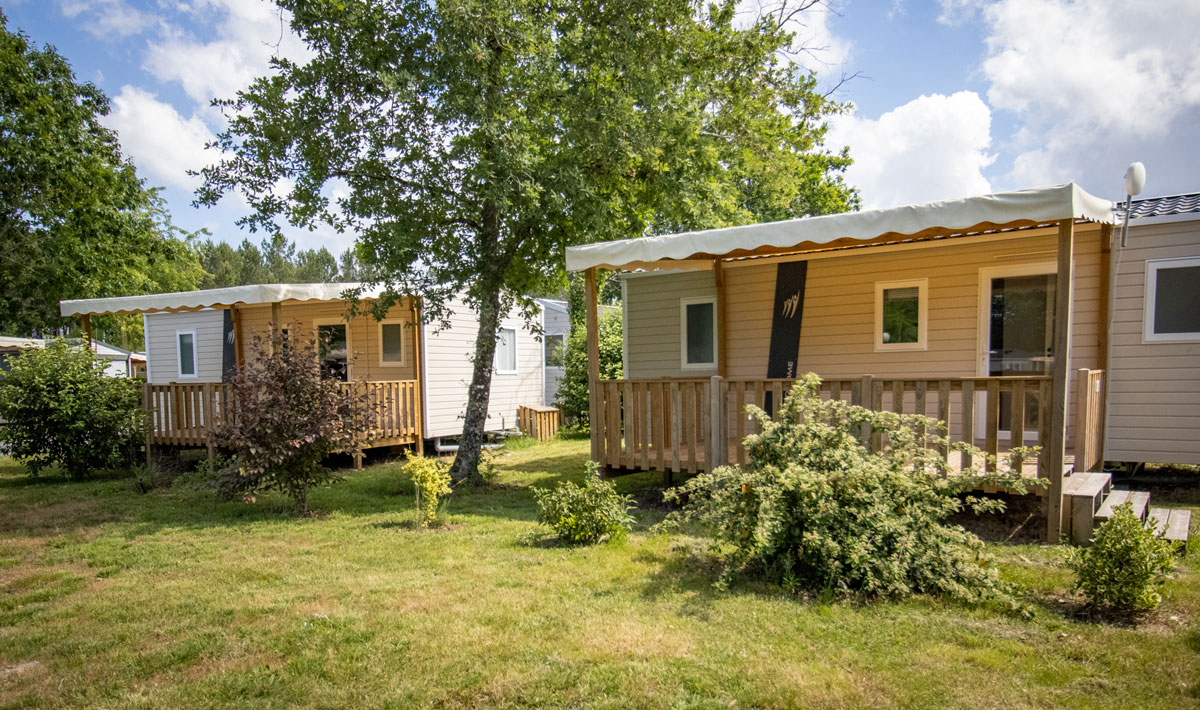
61, 284, 554, 450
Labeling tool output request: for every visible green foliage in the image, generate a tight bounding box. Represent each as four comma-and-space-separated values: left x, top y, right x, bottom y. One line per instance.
208, 332, 370, 514
1068, 504, 1177, 612
0, 340, 144, 479
197, 0, 857, 482
406, 455, 453, 527
557, 309, 622, 428
0, 14, 203, 337
534, 461, 635, 544
197, 234, 355, 289
663, 374, 1034, 608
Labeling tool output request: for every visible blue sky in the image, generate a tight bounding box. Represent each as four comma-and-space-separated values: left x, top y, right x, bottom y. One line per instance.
6, 0, 1199, 253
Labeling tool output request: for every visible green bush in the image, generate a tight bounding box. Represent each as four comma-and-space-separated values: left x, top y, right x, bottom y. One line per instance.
662, 373, 1034, 608
1068, 503, 1177, 612
406, 455, 453, 527
0, 339, 144, 478
556, 310, 621, 429
534, 461, 635, 544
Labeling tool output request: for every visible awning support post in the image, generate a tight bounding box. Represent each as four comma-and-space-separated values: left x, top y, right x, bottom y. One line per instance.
585, 268, 601, 464
1045, 219, 1074, 543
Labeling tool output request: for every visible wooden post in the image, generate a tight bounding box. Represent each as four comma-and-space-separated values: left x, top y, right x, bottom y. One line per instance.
80, 314, 93, 349
585, 269, 602, 463
143, 383, 153, 465
411, 297, 425, 456
230, 305, 245, 368
714, 260, 728, 378
858, 374, 873, 449
1046, 219, 1075, 542
709, 375, 725, 469
1098, 224, 1112, 373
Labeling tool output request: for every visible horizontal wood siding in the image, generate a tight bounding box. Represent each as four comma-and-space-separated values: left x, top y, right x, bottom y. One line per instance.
623, 270, 717, 379
541, 301, 569, 406
421, 295, 544, 439
1106, 218, 1200, 464
144, 310, 224, 384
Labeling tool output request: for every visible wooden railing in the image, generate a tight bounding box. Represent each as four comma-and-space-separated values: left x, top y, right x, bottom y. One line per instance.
594, 374, 1072, 481
145, 380, 422, 448
1074, 369, 1106, 473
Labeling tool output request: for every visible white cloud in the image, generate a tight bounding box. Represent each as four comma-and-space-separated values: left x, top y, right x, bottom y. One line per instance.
143, 0, 310, 108
736, 1, 853, 84
935, 0, 985, 25
102, 86, 216, 191
58, 0, 153, 38
827, 91, 995, 209
971, 0, 1200, 194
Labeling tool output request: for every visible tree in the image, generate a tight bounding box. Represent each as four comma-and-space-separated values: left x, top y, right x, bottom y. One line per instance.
208, 331, 371, 515
0, 13, 203, 337
198, 235, 345, 288
558, 309, 622, 427
197, 0, 858, 483
0, 340, 144, 479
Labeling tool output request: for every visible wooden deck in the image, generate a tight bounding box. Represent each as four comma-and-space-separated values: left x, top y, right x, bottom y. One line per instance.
144, 380, 423, 452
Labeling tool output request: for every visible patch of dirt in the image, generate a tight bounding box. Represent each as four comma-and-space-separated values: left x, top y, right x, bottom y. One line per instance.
0, 661, 41, 679
948, 493, 1044, 544
1115, 464, 1200, 506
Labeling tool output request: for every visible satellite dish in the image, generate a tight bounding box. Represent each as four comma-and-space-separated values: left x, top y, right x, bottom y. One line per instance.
1120, 162, 1147, 247
1124, 162, 1146, 196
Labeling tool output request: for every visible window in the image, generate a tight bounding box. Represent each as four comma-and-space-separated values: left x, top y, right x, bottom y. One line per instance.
495, 327, 517, 374
544, 334, 565, 368
379, 320, 407, 366
176, 330, 197, 378
1145, 257, 1200, 342
680, 297, 717, 369
314, 321, 349, 381
875, 279, 928, 351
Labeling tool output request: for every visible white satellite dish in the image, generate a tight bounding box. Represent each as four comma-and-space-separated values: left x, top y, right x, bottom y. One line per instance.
1120, 162, 1146, 248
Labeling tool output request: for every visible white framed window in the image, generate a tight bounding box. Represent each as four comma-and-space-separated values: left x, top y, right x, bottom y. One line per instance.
313, 318, 351, 381
543, 333, 565, 368
1144, 256, 1200, 343
875, 279, 928, 352
495, 327, 518, 374
176, 329, 198, 378
378, 319, 408, 366
680, 296, 718, 370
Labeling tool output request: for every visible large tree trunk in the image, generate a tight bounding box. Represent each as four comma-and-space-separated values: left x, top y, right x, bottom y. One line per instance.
449, 274, 504, 484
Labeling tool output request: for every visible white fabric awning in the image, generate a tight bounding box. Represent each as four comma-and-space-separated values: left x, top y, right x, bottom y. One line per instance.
60, 283, 384, 317
566, 183, 1116, 272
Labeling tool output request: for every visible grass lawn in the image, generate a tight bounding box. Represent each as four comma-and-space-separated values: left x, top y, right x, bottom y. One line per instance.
1, 439, 1197, 709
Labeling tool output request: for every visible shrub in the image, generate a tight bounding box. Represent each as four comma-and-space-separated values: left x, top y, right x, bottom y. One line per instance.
208, 331, 370, 514
0, 339, 144, 478
556, 309, 621, 429
662, 373, 1035, 608
533, 461, 635, 544
406, 455, 452, 527
1068, 503, 1177, 612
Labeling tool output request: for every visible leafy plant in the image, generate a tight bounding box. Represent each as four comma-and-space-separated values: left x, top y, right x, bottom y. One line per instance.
406, 455, 453, 527
1068, 503, 1177, 612
557, 309, 622, 429
534, 461, 635, 544
662, 373, 1036, 609
207, 331, 371, 515
0, 340, 144, 479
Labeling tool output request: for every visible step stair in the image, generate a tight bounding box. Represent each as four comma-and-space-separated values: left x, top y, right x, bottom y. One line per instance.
1095, 489, 1151, 524
1064, 471, 1112, 545
1148, 507, 1193, 546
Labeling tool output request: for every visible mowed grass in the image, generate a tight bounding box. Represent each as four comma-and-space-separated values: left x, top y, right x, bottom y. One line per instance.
0, 441, 1197, 710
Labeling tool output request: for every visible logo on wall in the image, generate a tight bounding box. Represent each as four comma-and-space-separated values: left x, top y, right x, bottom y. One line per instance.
765, 261, 808, 414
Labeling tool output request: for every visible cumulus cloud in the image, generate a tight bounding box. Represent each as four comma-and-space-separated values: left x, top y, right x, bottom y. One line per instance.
827, 91, 995, 209
973, 0, 1200, 194
102, 86, 216, 191
143, 0, 310, 108
58, 0, 153, 39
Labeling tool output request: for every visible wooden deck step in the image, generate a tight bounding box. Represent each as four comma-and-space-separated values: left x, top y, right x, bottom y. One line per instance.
1065, 472, 1113, 544
1148, 507, 1192, 544
1095, 489, 1151, 524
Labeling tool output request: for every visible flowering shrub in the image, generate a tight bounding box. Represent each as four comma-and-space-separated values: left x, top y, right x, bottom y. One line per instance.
1068, 503, 1176, 612
534, 461, 635, 544
663, 373, 1036, 608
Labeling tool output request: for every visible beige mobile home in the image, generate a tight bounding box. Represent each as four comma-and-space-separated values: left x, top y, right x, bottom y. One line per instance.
60, 284, 553, 458
1106, 193, 1200, 466
567, 184, 1133, 541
